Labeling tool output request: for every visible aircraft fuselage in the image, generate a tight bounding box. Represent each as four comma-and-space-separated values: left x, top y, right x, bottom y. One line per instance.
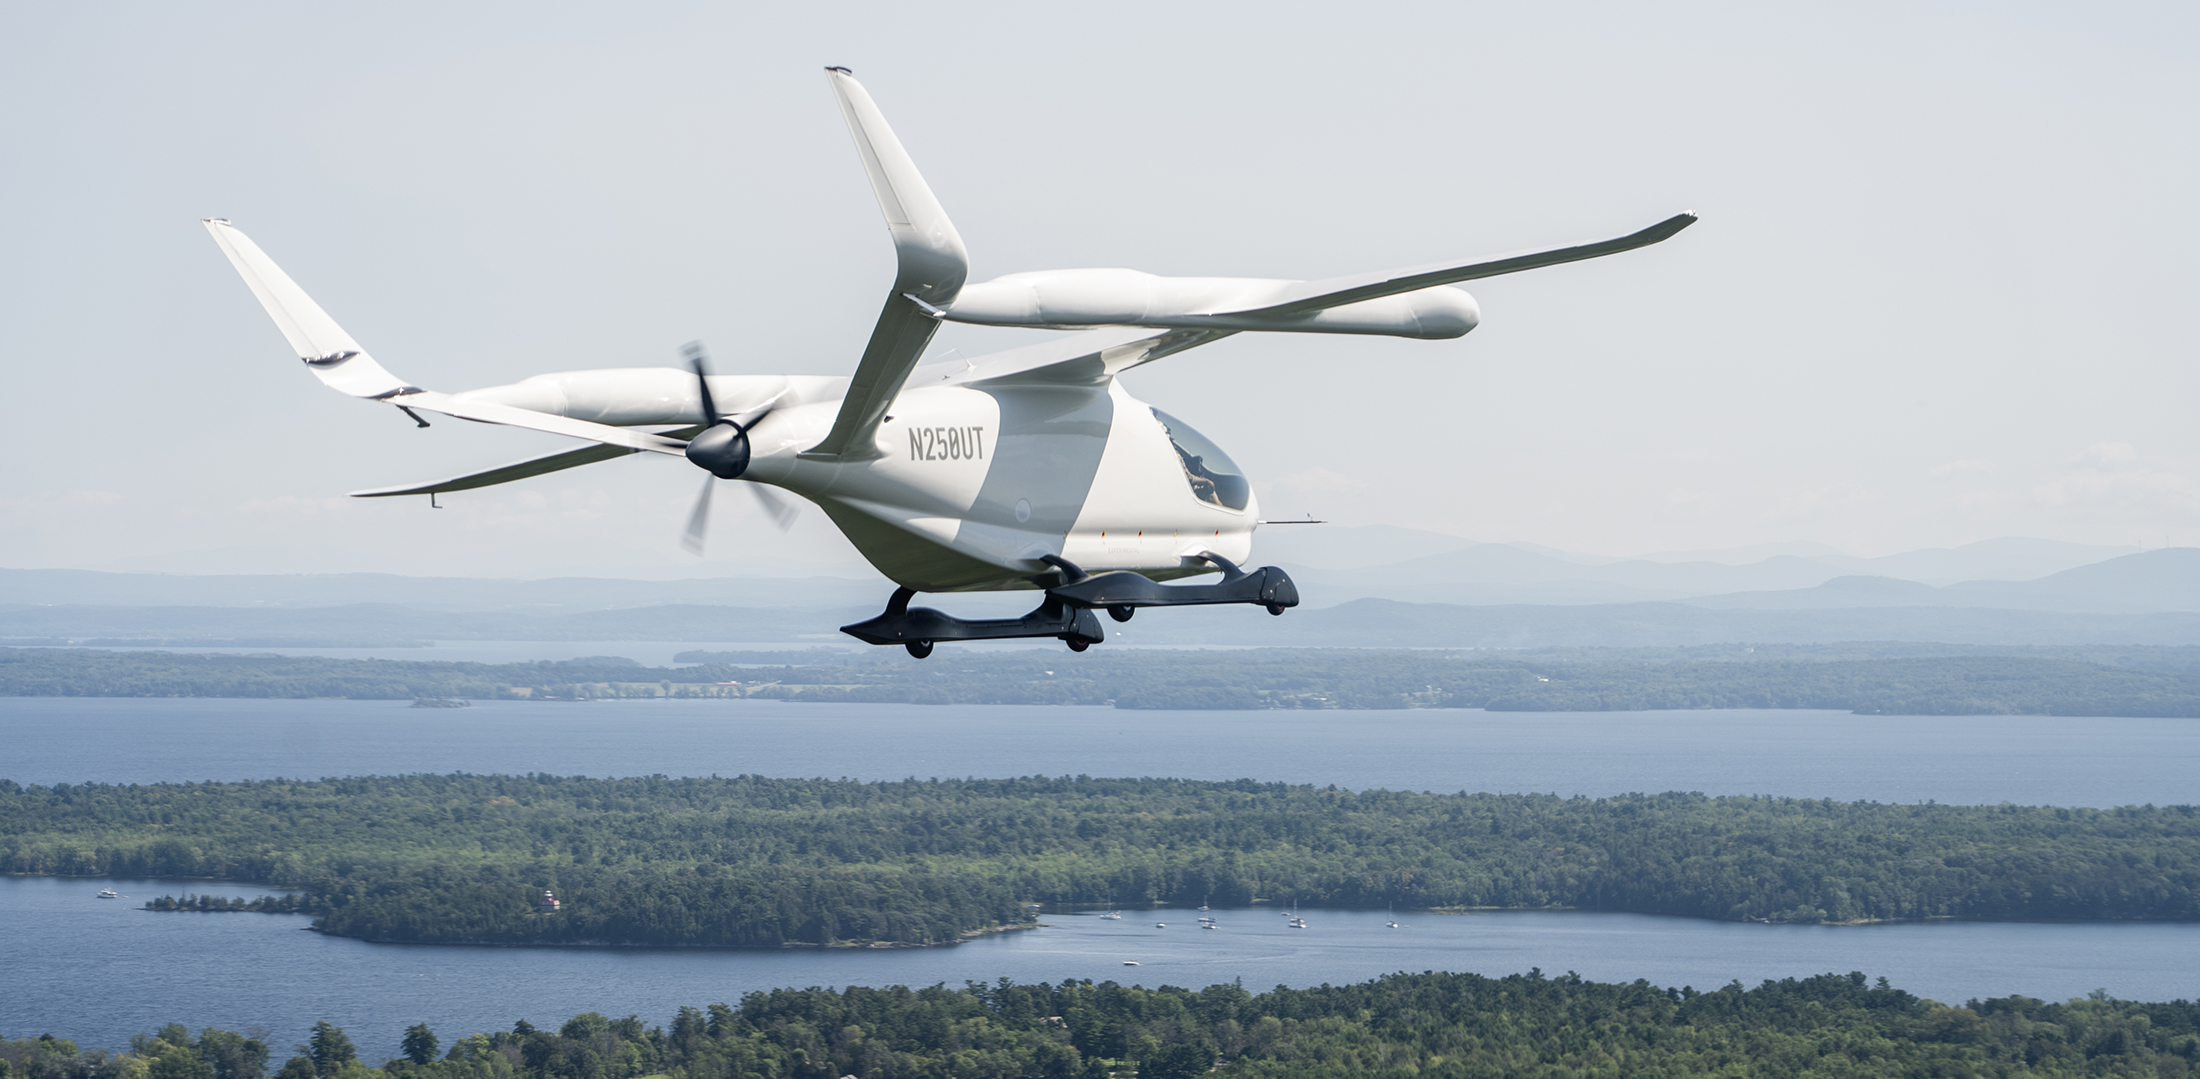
458, 369, 1257, 591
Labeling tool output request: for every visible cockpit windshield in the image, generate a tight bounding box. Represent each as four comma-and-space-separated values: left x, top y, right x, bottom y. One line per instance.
1152, 408, 1249, 511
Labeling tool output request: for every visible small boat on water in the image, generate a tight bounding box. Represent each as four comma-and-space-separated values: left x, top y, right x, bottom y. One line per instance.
1101, 910, 1122, 920
95, 889, 119, 900
1155, 922, 1167, 928
1387, 920, 1403, 929
1123, 961, 1140, 966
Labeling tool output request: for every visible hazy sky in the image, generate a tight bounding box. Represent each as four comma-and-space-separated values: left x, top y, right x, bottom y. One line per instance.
3, 1, 2196, 579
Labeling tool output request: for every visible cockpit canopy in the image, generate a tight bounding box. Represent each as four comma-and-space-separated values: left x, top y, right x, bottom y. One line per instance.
1152, 408, 1249, 511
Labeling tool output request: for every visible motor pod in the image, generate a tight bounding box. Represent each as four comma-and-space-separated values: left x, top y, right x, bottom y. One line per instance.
686, 421, 751, 479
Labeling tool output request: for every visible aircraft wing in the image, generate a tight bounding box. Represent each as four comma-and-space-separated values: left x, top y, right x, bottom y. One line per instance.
914, 326, 1239, 388
351, 425, 703, 498
801, 68, 969, 461
1234, 212, 1698, 317
203, 218, 419, 399
205, 218, 690, 458
351, 443, 640, 498
387, 391, 689, 455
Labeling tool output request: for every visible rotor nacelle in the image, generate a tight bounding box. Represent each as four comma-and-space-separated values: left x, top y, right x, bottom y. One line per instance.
686, 421, 751, 479
943, 269, 1480, 340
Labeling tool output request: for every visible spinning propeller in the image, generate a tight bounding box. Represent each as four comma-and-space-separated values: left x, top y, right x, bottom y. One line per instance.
679, 341, 797, 554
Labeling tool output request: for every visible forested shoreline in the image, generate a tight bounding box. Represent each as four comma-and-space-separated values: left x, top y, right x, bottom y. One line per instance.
9, 645, 2200, 714
10, 971, 2200, 1079
3, 775, 2195, 946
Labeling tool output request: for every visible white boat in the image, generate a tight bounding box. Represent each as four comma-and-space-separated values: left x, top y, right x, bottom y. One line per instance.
1155, 922, 1167, 928
95, 889, 119, 900
1101, 909, 1122, 920
1123, 961, 1140, 966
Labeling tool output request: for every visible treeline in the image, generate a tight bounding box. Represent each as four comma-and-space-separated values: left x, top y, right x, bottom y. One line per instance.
143, 893, 311, 913
3, 775, 2196, 944
12, 972, 2200, 1079
10, 645, 2200, 715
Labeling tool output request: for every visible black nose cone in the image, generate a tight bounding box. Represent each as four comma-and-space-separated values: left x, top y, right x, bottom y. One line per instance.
686, 422, 751, 479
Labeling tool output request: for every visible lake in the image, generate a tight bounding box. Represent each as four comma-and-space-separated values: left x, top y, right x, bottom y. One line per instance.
2, 696, 2196, 1059
5, 877, 2195, 1063
2, 696, 2195, 806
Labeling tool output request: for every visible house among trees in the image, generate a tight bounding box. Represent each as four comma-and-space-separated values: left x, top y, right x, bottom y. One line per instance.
536, 890, 560, 913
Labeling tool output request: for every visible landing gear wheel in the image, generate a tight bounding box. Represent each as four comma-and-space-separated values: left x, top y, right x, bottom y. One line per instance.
1266, 603, 1286, 616
905, 640, 934, 659
1066, 638, 1091, 652
1108, 605, 1135, 623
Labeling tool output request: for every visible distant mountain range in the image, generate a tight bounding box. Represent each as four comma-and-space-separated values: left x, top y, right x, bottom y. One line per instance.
4, 534, 2194, 650
0, 569, 887, 610
1260, 528, 2148, 606
1683, 548, 2200, 613
8, 597, 2199, 650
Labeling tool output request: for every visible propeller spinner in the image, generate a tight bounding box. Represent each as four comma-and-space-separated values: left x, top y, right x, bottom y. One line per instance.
679, 341, 797, 554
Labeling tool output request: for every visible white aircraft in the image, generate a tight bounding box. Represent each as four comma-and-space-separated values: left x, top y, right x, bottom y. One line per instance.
204, 68, 1693, 657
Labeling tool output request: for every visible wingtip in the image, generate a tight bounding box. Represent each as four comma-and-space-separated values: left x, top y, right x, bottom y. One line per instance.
1650, 211, 1699, 239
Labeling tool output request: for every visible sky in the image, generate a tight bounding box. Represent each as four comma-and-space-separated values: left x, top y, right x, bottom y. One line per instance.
2, 1, 2196, 580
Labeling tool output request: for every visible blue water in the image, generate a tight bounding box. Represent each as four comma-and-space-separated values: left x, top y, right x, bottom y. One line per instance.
2, 697, 2194, 805
5, 877, 2195, 1064
1, 697, 2195, 1059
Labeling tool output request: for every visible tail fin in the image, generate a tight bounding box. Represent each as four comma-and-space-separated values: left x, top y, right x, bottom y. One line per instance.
201, 218, 418, 399
802, 68, 969, 461
824, 67, 966, 304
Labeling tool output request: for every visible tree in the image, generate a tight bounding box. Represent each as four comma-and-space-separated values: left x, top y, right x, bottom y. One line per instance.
304, 1024, 354, 1079
399, 1026, 438, 1068
273, 1058, 315, 1079
195, 1029, 269, 1079
1139, 1039, 1215, 1079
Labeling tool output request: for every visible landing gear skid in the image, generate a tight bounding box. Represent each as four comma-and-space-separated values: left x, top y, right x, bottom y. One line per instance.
841, 554, 1299, 658
841, 587, 1105, 654
1043, 552, 1299, 616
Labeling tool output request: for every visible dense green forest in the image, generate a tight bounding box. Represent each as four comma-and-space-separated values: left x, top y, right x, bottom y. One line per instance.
4, 775, 2195, 945
11, 972, 2200, 1079
9, 645, 2200, 714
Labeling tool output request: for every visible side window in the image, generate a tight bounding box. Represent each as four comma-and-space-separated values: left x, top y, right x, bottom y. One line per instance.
1151, 408, 1249, 511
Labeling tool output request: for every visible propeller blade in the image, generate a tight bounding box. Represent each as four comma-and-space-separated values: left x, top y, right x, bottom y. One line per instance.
749, 483, 800, 532
681, 340, 719, 426
680, 475, 715, 554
